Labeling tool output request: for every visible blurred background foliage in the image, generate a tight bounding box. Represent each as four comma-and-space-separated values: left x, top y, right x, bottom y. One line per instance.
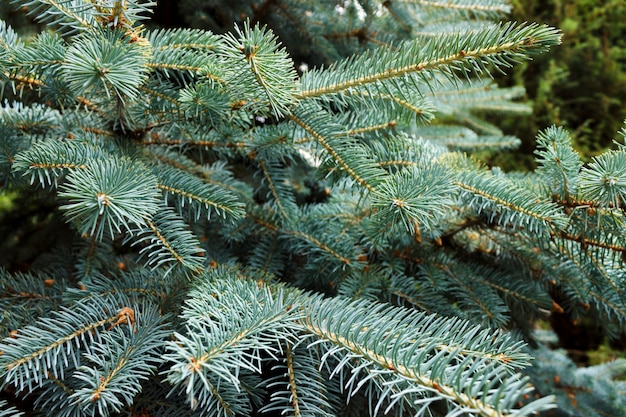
493, 0, 626, 169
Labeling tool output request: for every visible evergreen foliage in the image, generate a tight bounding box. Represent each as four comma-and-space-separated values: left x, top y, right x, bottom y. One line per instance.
0, 1, 625, 416
495, 0, 626, 167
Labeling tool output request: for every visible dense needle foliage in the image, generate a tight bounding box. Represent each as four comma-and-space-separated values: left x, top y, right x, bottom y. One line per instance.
1, 1, 626, 417
494, 0, 626, 168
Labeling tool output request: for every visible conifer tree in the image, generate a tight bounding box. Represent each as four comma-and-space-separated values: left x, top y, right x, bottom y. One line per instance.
1, 1, 625, 416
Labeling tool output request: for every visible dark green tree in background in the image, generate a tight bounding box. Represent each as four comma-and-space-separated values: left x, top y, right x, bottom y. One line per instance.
1, 1, 626, 417
494, 0, 626, 169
